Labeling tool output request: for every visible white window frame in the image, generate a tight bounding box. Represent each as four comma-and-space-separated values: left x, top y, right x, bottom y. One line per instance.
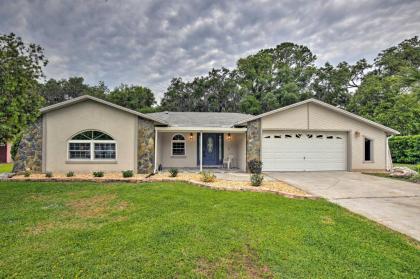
67, 132, 117, 161
171, 134, 186, 156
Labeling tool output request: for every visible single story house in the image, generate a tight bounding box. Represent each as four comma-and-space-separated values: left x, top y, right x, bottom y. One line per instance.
0, 142, 12, 163
13, 95, 399, 173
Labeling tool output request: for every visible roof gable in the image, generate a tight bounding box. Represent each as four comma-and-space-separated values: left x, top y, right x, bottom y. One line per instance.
236, 99, 399, 135
40, 95, 167, 125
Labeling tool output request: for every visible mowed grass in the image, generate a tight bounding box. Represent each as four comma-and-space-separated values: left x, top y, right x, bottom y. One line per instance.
0, 163, 12, 173
0, 182, 419, 278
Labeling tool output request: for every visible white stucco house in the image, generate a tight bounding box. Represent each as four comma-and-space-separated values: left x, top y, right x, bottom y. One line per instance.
13, 95, 399, 173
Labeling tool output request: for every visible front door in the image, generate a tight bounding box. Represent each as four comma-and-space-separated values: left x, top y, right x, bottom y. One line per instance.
202, 133, 222, 165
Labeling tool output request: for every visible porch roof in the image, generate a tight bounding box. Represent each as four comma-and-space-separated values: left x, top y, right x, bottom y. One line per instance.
155, 127, 247, 133
147, 111, 252, 128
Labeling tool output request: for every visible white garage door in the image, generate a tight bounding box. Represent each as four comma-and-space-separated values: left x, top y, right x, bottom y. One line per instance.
262, 131, 347, 171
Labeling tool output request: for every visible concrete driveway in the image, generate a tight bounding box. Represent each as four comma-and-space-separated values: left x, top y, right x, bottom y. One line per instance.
265, 171, 420, 241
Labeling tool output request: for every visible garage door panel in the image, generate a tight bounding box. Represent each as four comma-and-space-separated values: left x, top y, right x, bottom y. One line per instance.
262, 131, 347, 171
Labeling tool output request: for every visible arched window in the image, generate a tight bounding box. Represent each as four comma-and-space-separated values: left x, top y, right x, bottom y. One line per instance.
171, 134, 185, 156
68, 130, 116, 160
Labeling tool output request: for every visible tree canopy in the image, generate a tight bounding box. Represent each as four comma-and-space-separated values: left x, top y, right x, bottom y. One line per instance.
107, 84, 156, 113
0, 33, 47, 143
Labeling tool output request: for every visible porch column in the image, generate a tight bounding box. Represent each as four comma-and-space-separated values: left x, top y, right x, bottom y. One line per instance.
200, 132, 203, 172
154, 129, 158, 173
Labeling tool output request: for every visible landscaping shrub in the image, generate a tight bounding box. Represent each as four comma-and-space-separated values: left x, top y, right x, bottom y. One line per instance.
24, 170, 31, 177
251, 173, 264, 186
248, 159, 263, 174
93, 171, 104, 177
45, 172, 53, 178
66, 171, 75, 177
200, 171, 216, 182
122, 170, 134, 178
168, 168, 178, 177
11, 134, 22, 161
389, 135, 420, 164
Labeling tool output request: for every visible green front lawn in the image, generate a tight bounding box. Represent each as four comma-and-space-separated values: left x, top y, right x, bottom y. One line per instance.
0, 181, 419, 278
0, 163, 12, 173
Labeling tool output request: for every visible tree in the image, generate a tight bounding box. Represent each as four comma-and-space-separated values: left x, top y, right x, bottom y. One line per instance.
239, 95, 261, 115
40, 77, 108, 105
0, 33, 47, 143
348, 37, 420, 135
236, 42, 317, 111
312, 60, 369, 107
107, 84, 156, 113
161, 68, 241, 112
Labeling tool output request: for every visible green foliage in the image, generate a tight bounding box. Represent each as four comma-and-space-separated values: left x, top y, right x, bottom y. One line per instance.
168, 168, 178, 177
250, 173, 264, 186
248, 159, 263, 174
122, 170, 134, 178
107, 84, 156, 112
23, 170, 31, 177
45, 172, 53, 178
11, 134, 22, 161
239, 95, 261, 115
40, 77, 108, 106
92, 171, 104, 178
0, 33, 47, 143
161, 68, 241, 112
389, 135, 420, 164
66, 171, 75, 177
200, 171, 216, 182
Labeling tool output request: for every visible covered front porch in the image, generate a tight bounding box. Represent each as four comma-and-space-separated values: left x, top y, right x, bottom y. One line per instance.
154, 127, 247, 172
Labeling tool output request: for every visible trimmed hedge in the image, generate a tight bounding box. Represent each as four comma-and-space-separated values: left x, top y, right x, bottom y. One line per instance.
389, 135, 420, 164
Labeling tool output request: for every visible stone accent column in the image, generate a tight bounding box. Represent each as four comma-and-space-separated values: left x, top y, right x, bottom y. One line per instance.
13, 118, 43, 173
137, 118, 155, 174
246, 119, 261, 172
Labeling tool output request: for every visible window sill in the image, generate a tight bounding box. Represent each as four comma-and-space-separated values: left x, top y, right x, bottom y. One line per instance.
171, 155, 186, 158
363, 160, 374, 164
66, 160, 118, 164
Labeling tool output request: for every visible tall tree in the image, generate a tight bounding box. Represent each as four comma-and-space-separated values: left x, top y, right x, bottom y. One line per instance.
107, 84, 156, 113
0, 33, 47, 143
161, 68, 241, 112
312, 60, 369, 107
348, 37, 420, 135
40, 77, 108, 105
236, 42, 317, 113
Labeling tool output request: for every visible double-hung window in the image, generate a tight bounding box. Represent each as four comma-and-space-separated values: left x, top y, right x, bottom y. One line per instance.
68, 130, 116, 161
171, 134, 186, 156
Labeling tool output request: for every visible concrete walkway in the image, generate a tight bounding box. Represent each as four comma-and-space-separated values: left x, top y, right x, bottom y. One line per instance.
265, 171, 420, 241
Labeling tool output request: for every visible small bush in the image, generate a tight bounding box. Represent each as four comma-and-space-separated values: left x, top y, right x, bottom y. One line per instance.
66, 171, 75, 177
122, 170, 134, 178
201, 171, 216, 182
45, 172, 53, 178
251, 173, 264, 186
248, 159, 263, 174
93, 171, 104, 177
24, 170, 31, 177
169, 168, 178, 177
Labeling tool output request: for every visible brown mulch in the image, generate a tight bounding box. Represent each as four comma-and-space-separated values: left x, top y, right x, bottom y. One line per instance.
10, 171, 314, 199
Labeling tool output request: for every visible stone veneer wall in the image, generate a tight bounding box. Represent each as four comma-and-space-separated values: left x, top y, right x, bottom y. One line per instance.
246, 119, 261, 171
138, 118, 155, 173
13, 118, 43, 172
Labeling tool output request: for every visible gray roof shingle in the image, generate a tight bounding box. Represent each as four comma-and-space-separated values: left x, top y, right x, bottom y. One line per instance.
147, 111, 252, 127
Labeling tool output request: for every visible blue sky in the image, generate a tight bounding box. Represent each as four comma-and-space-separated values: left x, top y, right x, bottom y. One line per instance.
1, 0, 419, 99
